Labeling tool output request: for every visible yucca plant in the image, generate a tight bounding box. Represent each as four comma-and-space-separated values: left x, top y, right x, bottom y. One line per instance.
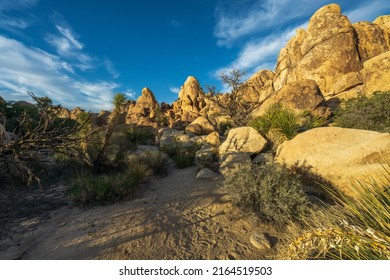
286, 167, 390, 260
249, 104, 300, 140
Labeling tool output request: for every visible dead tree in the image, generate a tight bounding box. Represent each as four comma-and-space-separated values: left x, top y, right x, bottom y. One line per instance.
217, 69, 261, 127
0, 92, 100, 189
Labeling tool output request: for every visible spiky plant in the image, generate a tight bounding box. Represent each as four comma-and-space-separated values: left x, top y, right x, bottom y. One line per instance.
285, 167, 390, 260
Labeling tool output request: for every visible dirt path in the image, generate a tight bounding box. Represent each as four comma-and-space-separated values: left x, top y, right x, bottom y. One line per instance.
1, 166, 277, 260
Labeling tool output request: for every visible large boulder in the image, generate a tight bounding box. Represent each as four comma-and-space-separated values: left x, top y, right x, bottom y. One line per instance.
156, 127, 196, 148
275, 127, 390, 197
173, 76, 206, 123
353, 22, 389, 63
258, 4, 390, 103
274, 28, 306, 91
219, 127, 267, 161
373, 15, 390, 48
361, 51, 390, 95
251, 79, 329, 117
296, 4, 362, 97
126, 87, 159, 127
204, 131, 220, 146
332, 72, 363, 100
185, 116, 215, 135
195, 143, 217, 168
237, 70, 275, 104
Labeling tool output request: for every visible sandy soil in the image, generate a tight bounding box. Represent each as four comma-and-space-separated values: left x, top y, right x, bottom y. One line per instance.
1, 165, 278, 260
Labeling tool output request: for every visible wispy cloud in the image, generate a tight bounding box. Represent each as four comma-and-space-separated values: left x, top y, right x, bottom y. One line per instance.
345, 0, 390, 23
103, 58, 120, 79
0, 0, 38, 31
46, 24, 84, 55
214, 23, 307, 82
124, 89, 136, 99
0, 0, 38, 10
214, 0, 328, 46
0, 35, 120, 111
169, 86, 180, 94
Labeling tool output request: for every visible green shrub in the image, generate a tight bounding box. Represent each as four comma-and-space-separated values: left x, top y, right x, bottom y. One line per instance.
160, 142, 200, 169
127, 150, 169, 175
172, 152, 194, 168
285, 167, 390, 260
249, 104, 300, 140
333, 91, 390, 132
224, 163, 309, 227
125, 125, 155, 145
67, 163, 152, 205
105, 130, 137, 165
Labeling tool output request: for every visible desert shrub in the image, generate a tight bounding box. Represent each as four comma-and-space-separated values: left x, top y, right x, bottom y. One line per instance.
172, 151, 194, 168
300, 111, 330, 130
104, 130, 137, 167
67, 163, 152, 205
125, 125, 155, 145
161, 142, 200, 168
249, 104, 300, 140
224, 163, 309, 227
249, 105, 329, 152
285, 167, 390, 260
217, 120, 233, 136
333, 91, 390, 133
127, 150, 169, 175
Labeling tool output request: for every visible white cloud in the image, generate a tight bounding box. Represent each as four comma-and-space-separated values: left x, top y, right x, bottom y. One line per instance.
124, 89, 136, 99
0, 0, 38, 30
0, 35, 119, 111
44, 14, 98, 72
46, 24, 87, 58
214, 0, 328, 46
103, 58, 120, 79
214, 23, 307, 83
169, 86, 180, 94
0, 0, 38, 11
345, 0, 390, 23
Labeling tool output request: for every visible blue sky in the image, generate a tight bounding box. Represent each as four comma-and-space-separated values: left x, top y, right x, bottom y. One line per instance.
0, 0, 389, 111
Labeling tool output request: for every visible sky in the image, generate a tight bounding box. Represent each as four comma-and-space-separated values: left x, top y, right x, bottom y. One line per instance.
0, 0, 389, 111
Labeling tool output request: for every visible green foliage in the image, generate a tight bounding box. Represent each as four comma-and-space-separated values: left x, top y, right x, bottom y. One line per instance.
225, 163, 309, 227
217, 120, 233, 136
34, 96, 53, 109
249, 104, 300, 140
125, 125, 155, 145
127, 150, 169, 175
67, 163, 152, 205
154, 107, 169, 127
160, 142, 200, 168
286, 169, 390, 259
112, 93, 126, 110
333, 91, 390, 132
3, 101, 40, 132
301, 111, 329, 130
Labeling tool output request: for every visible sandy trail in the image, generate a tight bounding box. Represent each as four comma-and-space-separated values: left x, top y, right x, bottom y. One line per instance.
1, 166, 276, 260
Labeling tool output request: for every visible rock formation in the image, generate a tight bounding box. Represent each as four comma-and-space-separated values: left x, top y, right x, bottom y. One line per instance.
219, 126, 267, 161
275, 127, 390, 197
251, 79, 329, 117
237, 70, 275, 104
172, 76, 206, 123
269, 4, 390, 105
185, 116, 215, 135
362, 51, 390, 94
126, 87, 159, 127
